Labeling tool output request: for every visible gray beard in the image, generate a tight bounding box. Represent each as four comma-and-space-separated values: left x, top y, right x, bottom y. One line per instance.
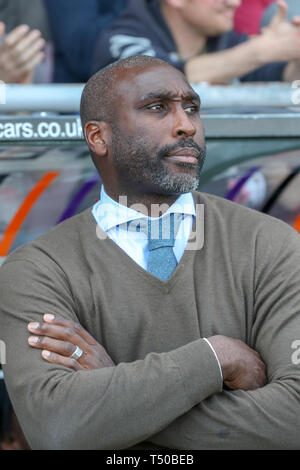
111, 133, 205, 195
150, 164, 200, 193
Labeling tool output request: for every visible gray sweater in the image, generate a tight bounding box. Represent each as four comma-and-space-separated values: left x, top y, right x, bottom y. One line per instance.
0, 191, 300, 449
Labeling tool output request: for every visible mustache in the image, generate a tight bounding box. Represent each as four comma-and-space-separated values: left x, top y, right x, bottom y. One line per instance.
157, 139, 206, 160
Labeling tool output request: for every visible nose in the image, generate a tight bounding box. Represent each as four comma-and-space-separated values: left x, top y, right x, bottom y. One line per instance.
172, 107, 196, 138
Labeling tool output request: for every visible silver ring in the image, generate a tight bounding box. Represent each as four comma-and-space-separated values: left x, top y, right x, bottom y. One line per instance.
70, 345, 83, 361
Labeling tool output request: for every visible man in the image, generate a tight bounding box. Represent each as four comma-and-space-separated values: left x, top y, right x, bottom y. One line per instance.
93, 0, 300, 84
1, 56, 300, 450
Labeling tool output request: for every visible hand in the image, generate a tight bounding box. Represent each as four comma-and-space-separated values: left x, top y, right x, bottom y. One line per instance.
0, 22, 45, 84
28, 314, 115, 371
208, 335, 267, 391
258, 0, 300, 63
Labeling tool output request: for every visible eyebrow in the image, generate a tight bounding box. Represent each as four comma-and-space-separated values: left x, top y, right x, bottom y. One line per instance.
138, 89, 201, 105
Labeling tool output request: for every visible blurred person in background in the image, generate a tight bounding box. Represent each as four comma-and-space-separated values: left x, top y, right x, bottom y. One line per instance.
234, 0, 275, 35
44, 0, 128, 83
0, 0, 52, 83
93, 0, 300, 84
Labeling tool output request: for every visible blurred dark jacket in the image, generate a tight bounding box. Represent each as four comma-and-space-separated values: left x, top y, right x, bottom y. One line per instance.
44, 0, 128, 83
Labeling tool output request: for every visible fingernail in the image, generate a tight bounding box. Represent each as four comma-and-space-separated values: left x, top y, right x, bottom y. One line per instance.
28, 322, 40, 330
28, 336, 39, 344
36, 38, 45, 48
42, 350, 51, 358
19, 24, 30, 34
44, 314, 55, 322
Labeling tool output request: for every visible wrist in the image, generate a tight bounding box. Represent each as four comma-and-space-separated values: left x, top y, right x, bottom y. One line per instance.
203, 338, 223, 381
247, 35, 272, 67
206, 335, 236, 381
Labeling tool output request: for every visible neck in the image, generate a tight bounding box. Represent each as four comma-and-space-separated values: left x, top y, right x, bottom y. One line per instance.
160, 2, 206, 60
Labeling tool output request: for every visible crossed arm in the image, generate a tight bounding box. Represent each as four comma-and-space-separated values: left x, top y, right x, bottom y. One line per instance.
26, 307, 300, 450
1, 228, 300, 449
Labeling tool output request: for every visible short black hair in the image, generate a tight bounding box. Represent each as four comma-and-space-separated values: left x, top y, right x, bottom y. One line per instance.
80, 55, 170, 130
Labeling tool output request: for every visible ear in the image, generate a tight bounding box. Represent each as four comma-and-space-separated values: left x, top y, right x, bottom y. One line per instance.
84, 121, 110, 157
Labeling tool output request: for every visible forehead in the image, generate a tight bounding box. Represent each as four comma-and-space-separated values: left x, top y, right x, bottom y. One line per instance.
115, 65, 196, 103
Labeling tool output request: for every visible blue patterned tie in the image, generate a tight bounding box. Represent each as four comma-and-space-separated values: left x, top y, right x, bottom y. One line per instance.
147, 213, 178, 281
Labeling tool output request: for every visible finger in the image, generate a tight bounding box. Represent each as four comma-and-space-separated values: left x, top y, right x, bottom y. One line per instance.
16, 51, 44, 76
10, 30, 43, 61
43, 314, 99, 346
291, 16, 300, 27
4, 24, 30, 48
278, 0, 288, 16
272, 0, 288, 25
28, 335, 79, 358
13, 38, 45, 66
41, 350, 83, 371
0, 57, 31, 83
28, 320, 89, 353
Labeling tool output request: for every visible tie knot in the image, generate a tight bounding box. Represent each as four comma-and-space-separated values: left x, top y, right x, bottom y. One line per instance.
125, 213, 182, 281
125, 213, 183, 250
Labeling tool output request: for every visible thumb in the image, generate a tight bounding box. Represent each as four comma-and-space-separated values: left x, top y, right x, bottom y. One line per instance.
271, 0, 288, 25
291, 15, 300, 27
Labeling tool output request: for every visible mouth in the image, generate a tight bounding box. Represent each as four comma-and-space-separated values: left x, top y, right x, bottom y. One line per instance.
164, 148, 199, 165
223, 9, 234, 20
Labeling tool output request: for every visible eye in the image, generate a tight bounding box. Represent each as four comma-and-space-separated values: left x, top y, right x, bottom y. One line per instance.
184, 104, 200, 114
147, 103, 166, 111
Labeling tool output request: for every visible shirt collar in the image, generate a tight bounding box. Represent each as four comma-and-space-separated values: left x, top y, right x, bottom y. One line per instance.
93, 185, 196, 233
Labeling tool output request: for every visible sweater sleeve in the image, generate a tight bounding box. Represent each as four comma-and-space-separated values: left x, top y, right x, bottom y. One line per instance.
0, 255, 222, 450
149, 227, 300, 449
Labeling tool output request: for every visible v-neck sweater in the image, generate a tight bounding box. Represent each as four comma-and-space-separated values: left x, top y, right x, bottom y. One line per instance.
1, 191, 300, 450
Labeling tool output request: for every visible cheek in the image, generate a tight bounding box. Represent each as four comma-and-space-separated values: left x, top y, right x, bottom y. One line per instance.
134, 121, 167, 145
187, 0, 234, 32
194, 118, 205, 143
